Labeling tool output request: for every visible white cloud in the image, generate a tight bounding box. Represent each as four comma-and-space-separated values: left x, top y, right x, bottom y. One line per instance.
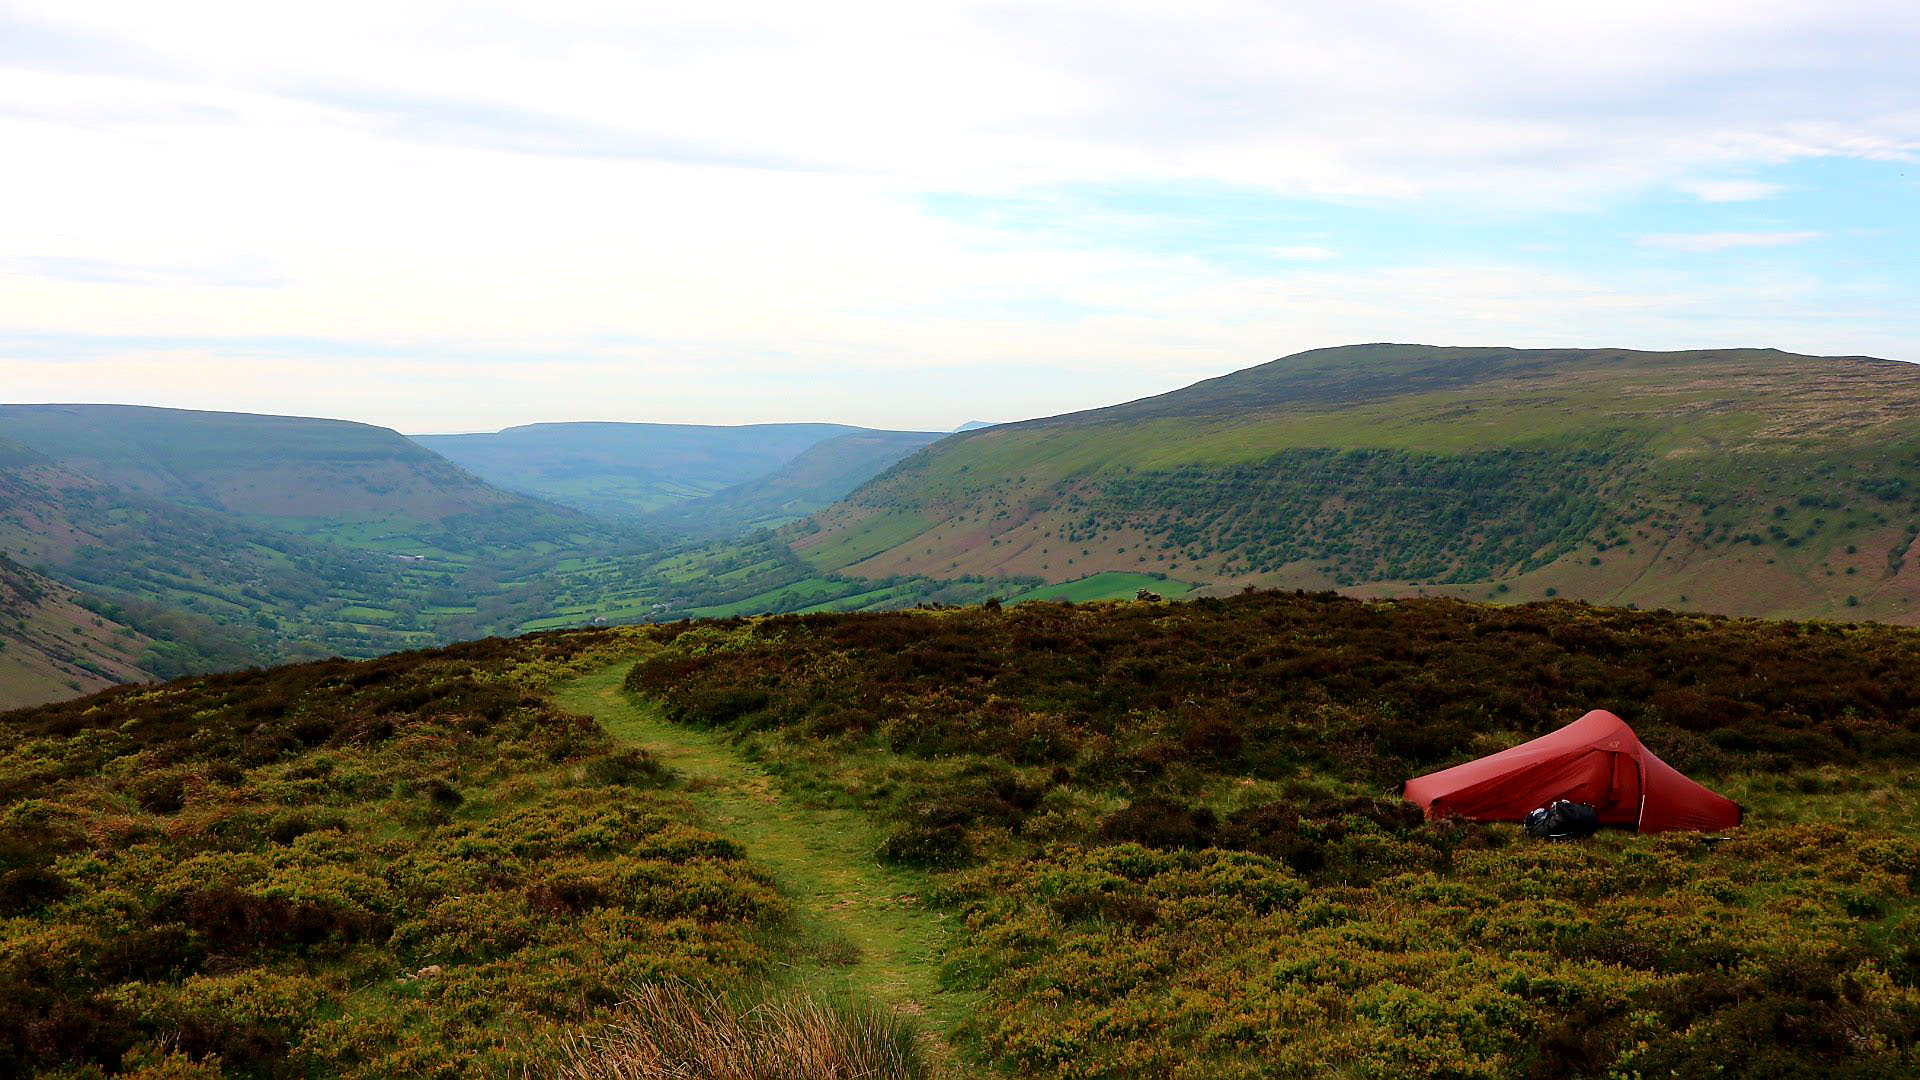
0, 1, 1915, 428
1638, 231, 1824, 252
1678, 179, 1788, 202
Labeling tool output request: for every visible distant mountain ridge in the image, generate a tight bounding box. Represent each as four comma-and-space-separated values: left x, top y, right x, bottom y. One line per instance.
0, 404, 519, 522
413, 421, 874, 519
414, 420, 946, 526
792, 344, 1920, 623
644, 429, 947, 536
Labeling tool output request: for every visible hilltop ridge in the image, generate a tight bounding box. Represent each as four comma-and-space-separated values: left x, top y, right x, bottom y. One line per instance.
0, 404, 519, 522
793, 344, 1920, 622
9, 593, 1914, 1076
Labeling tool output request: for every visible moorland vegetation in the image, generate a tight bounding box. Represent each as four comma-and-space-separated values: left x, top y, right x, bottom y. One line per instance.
0, 630, 807, 1077
7, 589, 1920, 1077
626, 590, 1920, 1078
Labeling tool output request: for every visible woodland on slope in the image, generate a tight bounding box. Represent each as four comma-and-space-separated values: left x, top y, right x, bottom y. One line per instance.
795, 345, 1920, 624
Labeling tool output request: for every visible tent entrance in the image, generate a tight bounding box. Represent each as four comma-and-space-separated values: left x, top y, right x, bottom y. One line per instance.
1436, 748, 1643, 825
1536, 748, 1642, 825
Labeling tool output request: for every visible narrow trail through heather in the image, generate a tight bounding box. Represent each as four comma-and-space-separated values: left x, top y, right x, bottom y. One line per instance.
551, 662, 974, 1067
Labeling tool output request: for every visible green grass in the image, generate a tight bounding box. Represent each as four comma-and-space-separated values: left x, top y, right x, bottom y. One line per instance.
336, 604, 396, 621
1005, 572, 1194, 604
553, 663, 971, 1035
686, 577, 859, 619
799, 510, 937, 571
796, 346, 1920, 623
797, 584, 920, 613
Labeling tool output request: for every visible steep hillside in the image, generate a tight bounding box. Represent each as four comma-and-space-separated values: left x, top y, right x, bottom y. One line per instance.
645, 429, 946, 536
0, 553, 155, 708
0, 412, 639, 685
413, 421, 873, 519
794, 344, 1920, 622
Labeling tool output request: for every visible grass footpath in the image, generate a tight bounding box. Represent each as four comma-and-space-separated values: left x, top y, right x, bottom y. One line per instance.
552, 662, 976, 1070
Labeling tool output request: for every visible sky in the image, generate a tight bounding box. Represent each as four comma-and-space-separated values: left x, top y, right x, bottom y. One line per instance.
0, 1, 1916, 434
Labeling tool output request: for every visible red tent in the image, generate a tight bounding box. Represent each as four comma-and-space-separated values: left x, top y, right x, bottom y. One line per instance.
1401, 710, 1742, 833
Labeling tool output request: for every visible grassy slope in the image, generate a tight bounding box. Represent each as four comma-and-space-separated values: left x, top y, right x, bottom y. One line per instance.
0, 554, 156, 709
1004, 571, 1194, 604
413, 421, 875, 519
793, 345, 1920, 623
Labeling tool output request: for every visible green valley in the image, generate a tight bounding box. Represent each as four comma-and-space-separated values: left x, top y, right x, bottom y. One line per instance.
0, 402, 1020, 709
413, 421, 942, 521
645, 429, 948, 536
17, 344, 1920, 715
0, 409, 643, 707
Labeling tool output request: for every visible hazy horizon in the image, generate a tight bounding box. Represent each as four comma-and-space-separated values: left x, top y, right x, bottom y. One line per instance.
3, 2, 1916, 433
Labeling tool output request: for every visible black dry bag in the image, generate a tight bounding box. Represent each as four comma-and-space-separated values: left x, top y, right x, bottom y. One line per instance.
1523, 799, 1600, 840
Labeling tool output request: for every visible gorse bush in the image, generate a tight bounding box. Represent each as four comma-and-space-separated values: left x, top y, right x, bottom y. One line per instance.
934, 830, 1920, 1079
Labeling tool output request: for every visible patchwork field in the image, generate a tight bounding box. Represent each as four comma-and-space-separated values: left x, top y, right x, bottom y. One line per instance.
1005, 571, 1193, 604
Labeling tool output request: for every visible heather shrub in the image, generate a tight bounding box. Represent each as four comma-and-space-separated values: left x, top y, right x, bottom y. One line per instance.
0, 629, 786, 1077
879, 821, 975, 869
622, 593, 1920, 1078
